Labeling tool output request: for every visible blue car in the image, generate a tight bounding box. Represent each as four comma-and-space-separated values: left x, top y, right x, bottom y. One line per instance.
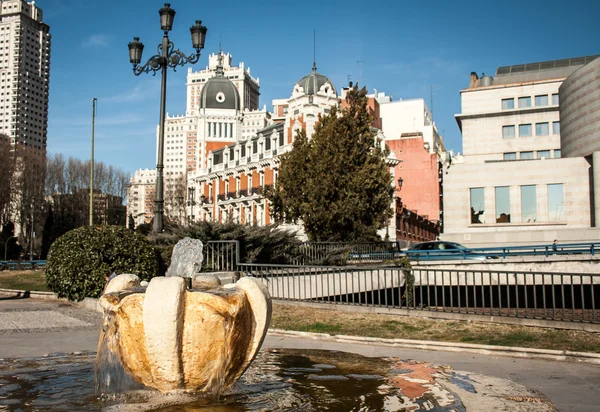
406, 241, 488, 261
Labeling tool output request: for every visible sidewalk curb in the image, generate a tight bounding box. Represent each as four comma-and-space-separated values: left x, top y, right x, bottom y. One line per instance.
2, 289, 599, 365
267, 329, 600, 365
0, 288, 66, 301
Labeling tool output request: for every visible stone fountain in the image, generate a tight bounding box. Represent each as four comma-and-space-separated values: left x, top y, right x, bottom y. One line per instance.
96, 237, 271, 395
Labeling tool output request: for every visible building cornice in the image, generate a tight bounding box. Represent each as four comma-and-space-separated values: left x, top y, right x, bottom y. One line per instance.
455, 105, 559, 130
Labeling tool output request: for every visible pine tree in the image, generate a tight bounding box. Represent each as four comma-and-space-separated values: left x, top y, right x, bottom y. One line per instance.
266, 87, 393, 241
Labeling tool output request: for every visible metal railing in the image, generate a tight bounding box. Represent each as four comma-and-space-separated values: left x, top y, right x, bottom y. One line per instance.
0, 260, 47, 271
238, 263, 600, 323
278, 241, 408, 265
202, 240, 239, 272
323, 241, 600, 263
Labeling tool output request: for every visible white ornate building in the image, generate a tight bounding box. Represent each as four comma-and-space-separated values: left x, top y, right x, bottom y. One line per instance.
187, 62, 341, 227
126, 169, 156, 228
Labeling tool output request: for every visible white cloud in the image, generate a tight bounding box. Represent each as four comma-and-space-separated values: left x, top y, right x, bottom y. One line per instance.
102, 83, 159, 104
82, 34, 110, 47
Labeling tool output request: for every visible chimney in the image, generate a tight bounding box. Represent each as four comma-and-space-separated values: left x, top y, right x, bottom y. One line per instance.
469, 72, 479, 89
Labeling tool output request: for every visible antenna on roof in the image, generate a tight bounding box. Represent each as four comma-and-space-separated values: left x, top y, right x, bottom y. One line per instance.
312, 30, 317, 72
216, 36, 224, 76
357, 60, 364, 86
430, 85, 434, 119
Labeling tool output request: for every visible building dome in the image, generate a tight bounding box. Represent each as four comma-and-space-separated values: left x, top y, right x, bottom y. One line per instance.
294, 64, 336, 96
199, 58, 240, 110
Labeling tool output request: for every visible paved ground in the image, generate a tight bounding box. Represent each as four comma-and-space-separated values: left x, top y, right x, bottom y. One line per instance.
0, 297, 599, 411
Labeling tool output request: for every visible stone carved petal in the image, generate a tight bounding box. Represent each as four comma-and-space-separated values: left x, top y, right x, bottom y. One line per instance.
104, 274, 140, 294
232, 277, 272, 381
143, 277, 187, 391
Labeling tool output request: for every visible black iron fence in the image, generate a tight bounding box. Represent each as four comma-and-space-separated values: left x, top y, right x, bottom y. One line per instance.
238, 263, 600, 324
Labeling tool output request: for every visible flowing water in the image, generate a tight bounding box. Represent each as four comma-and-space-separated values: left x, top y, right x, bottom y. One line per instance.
0, 349, 471, 411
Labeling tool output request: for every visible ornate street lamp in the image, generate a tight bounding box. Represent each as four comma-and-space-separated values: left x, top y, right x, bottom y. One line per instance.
128, 4, 207, 233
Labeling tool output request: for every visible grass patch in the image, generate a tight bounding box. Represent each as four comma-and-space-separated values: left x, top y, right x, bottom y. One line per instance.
270, 303, 600, 353
299, 322, 344, 334
0, 270, 48, 291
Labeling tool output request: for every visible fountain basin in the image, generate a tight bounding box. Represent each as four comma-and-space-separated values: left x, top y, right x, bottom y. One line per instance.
97, 275, 271, 393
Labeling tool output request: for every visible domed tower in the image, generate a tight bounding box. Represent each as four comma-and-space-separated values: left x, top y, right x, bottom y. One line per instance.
293, 63, 337, 98
196, 53, 243, 170
286, 62, 340, 143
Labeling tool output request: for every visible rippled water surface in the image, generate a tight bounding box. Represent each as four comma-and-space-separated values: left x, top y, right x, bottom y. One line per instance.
0, 349, 467, 411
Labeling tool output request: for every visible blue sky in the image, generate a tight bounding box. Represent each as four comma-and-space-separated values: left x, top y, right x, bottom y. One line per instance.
44, 0, 600, 176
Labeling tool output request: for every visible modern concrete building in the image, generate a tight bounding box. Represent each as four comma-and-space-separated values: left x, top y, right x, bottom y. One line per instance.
0, 0, 50, 151
443, 55, 600, 246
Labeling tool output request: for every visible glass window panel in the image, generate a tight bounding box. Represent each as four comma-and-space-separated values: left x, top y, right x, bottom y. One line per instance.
518, 96, 531, 108
537, 150, 551, 159
521, 185, 537, 223
470, 188, 485, 224
520, 151, 534, 160
495, 186, 511, 223
503, 152, 517, 160
547, 184, 564, 221
536, 122, 549, 136
501, 98, 514, 110
519, 124, 532, 137
554, 149, 561, 159
552, 93, 559, 105
207, 122, 211, 137
502, 125, 515, 138
553, 121, 560, 135
535, 95, 548, 107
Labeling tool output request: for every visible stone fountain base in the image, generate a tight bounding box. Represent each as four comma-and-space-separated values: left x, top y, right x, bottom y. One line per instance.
97, 273, 271, 394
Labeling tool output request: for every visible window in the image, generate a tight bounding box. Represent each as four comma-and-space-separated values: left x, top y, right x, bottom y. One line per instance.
503, 152, 517, 160
518, 96, 531, 108
536, 122, 549, 136
495, 186, 511, 223
502, 125, 515, 138
547, 184, 564, 221
521, 185, 537, 223
470, 188, 485, 224
519, 124, 532, 137
501, 98, 514, 110
553, 121, 560, 135
537, 150, 551, 159
554, 149, 561, 159
207, 122, 211, 137
552, 93, 559, 105
535, 95, 548, 107
520, 151, 534, 160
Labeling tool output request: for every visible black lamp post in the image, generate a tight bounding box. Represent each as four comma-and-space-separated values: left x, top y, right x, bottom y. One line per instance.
128, 3, 207, 233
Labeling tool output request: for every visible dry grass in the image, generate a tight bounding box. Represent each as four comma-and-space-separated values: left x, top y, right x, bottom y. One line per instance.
271, 303, 600, 353
0, 270, 48, 291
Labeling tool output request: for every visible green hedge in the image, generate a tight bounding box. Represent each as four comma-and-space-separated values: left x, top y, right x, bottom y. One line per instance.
45, 225, 159, 301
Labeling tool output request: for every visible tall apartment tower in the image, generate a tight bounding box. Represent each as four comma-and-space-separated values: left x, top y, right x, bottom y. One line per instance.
0, 0, 50, 151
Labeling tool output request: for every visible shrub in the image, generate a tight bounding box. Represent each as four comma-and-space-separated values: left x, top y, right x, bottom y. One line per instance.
148, 221, 304, 273
45, 225, 159, 301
